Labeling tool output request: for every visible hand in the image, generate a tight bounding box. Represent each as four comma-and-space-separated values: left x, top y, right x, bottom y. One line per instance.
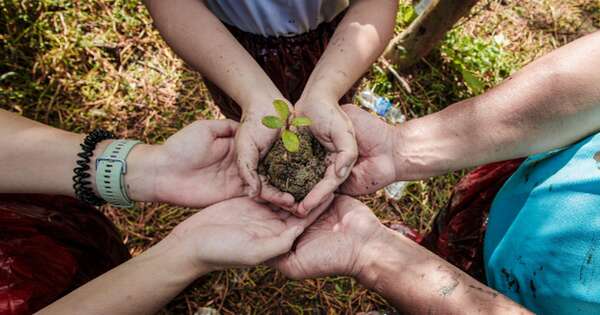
272, 195, 386, 279
126, 119, 246, 208
171, 195, 334, 272
235, 105, 298, 209
295, 95, 358, 215
339, 104, 399, 196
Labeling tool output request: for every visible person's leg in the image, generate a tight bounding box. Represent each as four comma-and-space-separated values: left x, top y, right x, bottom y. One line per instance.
0, 194, 130, 313
204, 13, 358, 121
484, 132, 600, 314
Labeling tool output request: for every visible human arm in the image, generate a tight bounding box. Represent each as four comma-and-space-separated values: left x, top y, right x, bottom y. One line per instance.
144, 0, 294, 205
342, 31, 600, 195
273, 196, 531, 314
294, 0, 399, 214
37, 196, 333, 315
0, 109, 245, 207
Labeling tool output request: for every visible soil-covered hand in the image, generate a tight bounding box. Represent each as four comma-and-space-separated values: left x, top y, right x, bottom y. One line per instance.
339, 104, 399, 195
134, 119, 246, 208
171, 196, 334, 271
271, 195, 385, 279
236, 107, 297, 208
295, 97, 358, 215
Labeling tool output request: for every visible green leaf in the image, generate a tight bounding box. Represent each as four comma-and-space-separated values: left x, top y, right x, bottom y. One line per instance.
459, 67, 484, 95
281, 130, 300, 153
291, 116, 312, 127
273, 99, 290, 122
261, 116, 283, 129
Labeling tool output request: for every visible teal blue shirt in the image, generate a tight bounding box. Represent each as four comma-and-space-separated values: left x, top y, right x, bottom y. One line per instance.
485, 132, 600, 314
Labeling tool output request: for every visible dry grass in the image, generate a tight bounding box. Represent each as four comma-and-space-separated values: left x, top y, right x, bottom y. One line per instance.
1, 0, 598, 313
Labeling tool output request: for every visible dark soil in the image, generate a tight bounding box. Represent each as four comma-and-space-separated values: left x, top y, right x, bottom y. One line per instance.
259, 129, 327, 201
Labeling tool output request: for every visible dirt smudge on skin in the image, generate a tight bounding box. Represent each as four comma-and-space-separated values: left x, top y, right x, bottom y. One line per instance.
437, 265, 461, 297
468, 285, 499, 298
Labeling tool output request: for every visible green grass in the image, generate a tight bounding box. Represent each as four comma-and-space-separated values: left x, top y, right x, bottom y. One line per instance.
1, 0, 598, 313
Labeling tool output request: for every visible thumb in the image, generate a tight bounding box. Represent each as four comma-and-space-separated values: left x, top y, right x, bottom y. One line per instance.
253, 226, 303, 263
209, 119, 239, 138
331, 124, 357, 179
235, 135, 261, 197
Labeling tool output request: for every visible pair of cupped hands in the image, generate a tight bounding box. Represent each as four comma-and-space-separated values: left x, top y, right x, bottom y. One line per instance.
138, 103, 399, 280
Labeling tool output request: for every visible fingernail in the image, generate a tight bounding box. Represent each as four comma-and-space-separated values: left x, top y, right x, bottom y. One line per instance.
339, 166, 350, 178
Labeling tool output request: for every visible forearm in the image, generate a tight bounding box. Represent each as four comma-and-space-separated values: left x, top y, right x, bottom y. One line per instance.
300, 0, 397, 103
0, 110, 84, 196
38, 235, 206, 315
0, 109, 156, 201
144, 0, 282, 113
394, 31, 600, 179
358, 228, 531, 315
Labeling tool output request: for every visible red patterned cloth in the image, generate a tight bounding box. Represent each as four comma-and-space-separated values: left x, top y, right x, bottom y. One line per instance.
397, 159, 525, 283
0, 195, 130, 315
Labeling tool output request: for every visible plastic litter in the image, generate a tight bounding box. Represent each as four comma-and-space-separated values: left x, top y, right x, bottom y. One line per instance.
357, 89, 409, 200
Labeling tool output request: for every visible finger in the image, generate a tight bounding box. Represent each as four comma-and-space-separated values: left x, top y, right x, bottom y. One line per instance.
253, 225, 304, 264
235, 135, 261, 197
209, 119, 239, 138
287, 193, 334, 229
258, 175, 296, 210
331, 122, 357, 178
296, 166, 339, 216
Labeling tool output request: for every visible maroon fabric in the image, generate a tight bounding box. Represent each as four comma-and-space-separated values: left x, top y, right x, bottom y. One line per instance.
205, 12, 359, 121
0, 194, 130, 315
421, 159, 525, 282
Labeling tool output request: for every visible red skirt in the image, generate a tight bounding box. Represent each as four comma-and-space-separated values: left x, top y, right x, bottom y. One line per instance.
0, 194, 129, 315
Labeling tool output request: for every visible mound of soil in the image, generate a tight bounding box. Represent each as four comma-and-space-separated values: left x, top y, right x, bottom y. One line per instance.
259, 129, 327, 201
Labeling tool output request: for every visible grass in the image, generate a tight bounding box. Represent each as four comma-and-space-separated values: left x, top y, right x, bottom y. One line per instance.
1, 0, 598, 313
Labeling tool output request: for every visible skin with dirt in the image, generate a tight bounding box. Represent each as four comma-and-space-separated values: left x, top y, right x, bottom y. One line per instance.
259, 129, 327, 201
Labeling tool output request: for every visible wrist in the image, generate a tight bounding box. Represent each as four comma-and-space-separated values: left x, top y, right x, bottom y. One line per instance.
391, 122, 440, 180
297, 89, 338, 110
355, 227, 411, 289
90, 141, 159, 203
123, 144, 160, 202
147, 233, 212, 282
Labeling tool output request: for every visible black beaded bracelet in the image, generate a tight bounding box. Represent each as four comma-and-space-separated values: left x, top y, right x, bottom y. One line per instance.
73, 128, 116, 206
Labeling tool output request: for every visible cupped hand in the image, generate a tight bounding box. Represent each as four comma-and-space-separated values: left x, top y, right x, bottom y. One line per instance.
145, 119, 246, 208
171, 195, 334, 272
235, 105, 297, 209
271, 195, 385, 279
294, 96, 358, 216
339, 104, 399, 196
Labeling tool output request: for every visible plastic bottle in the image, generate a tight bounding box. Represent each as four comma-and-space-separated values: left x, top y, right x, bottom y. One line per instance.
356, 89, 409, 200
357, 90, 406, 124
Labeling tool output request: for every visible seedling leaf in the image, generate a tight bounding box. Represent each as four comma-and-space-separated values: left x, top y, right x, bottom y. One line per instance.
282, 130, 300, 152
291, 117, 312, 127
262, 116, 283, 129
273, 99, 290, 122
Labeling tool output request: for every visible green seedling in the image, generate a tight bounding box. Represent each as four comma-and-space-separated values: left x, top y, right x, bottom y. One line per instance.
261, 99, 312, 152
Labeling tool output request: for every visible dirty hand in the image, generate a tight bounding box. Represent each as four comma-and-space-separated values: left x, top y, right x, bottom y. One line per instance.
339, 104, 399, 196
235, 105, 298, 209
171, 195, 334, 271
134, 119, 246, 208
295, 95, 358, 216
271, 196, 385, 279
